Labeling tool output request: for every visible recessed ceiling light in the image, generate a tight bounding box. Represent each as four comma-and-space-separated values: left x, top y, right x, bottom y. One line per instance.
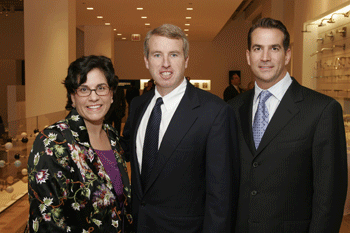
117, 33, 122, 36
105, 23, 110, 25
141, 16, 147, 19
122, 37, 126, 40
137, 8, 143, 10
184, 29, 189, 31
87, 7, 94, 10
187, 8, 193, 10
186, 17, 191, 19
145, 23, 150, 26
97, 16, 103, 19
113, 29, 117, 31
185, 23, 190, 26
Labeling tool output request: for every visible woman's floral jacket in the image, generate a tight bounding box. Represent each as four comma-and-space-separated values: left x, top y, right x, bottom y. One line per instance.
26, 109, 133, 232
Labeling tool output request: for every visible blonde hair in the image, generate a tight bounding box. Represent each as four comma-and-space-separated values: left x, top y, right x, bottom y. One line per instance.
144, 24, 189, 58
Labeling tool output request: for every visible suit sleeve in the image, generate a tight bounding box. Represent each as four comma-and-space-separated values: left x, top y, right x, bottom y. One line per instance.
309, 100, 348, 233
203, 104, 238, 232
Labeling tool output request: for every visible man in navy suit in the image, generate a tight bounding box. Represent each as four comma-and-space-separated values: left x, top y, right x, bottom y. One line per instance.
229, 18, 348, 232
122, 24, 238, 232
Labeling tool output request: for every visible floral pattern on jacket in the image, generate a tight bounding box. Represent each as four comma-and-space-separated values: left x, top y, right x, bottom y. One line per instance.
26, 109, 133, 232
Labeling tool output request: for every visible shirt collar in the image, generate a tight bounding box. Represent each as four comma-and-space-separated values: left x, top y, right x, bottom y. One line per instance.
154, 77, 187, 111
253, 72, 292, 103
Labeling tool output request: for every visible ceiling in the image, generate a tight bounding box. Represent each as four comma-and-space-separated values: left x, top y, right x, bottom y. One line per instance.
76, 0, 245, 42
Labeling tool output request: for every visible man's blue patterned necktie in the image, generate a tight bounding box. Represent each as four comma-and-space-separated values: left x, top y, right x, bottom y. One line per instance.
141, 97, 163, 190
253, 90, 272, 149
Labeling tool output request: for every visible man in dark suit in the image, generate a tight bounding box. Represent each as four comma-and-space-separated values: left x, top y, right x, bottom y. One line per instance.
105, 75, 126, 133
229, 18, 348, 232
122, 24, 237, 232
223, 72, 243, 102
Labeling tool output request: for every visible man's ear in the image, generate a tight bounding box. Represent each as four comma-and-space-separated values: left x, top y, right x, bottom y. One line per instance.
246, 49, 251, 66
144, 56, 149, 69
185, 56, 189, 69
285, 48, 291, 65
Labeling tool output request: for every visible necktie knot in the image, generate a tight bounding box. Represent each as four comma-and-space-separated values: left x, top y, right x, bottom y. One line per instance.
155, 97, 164, 107
259, 90, 272, 105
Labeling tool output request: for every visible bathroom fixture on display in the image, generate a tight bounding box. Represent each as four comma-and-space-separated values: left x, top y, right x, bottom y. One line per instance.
337, 27, 347, 37
302, 23, 318, 32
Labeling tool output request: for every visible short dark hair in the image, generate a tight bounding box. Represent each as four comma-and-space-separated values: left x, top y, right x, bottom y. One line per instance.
248, 18, 290, 51
144, 24, 189, 59
63, 55, 116, 110
229, 72, 240, 81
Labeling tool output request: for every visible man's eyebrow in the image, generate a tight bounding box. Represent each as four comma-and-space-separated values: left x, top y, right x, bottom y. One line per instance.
150, 50, 162, 54
271, 44, 282, 48
251, 44, 282, 48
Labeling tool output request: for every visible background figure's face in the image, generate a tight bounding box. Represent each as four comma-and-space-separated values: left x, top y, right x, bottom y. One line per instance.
246, 28, 291, 89
231, 74, 241, 86
144, 35, 189, 96
71, 68, 113, 127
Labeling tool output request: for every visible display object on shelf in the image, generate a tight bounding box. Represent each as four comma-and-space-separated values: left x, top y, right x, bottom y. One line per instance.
0, 133, 31, 194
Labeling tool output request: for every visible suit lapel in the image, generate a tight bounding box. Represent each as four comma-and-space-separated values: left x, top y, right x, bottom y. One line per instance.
238, 90, 256, 155
255, 80, 302, 156
132, 92, 154, 197
143, 82, 200, 193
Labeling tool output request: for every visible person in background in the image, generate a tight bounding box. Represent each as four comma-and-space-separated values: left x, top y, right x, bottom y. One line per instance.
229, 17, 347, 233
105, 75, 126, 133
125, 80, 140, 115
223, 72, 243, 102
26, 55, 133, 232
122, 24, 237, 232
142, 79, 155, 95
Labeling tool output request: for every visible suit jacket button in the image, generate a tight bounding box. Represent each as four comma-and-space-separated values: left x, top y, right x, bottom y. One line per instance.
251, 190, 258, 196
141, 202, 146, 207
253, 162, 259, 168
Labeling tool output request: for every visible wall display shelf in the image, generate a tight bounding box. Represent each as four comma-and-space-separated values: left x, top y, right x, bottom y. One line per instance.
0, 110, 65, 213
303, 3, 350, 216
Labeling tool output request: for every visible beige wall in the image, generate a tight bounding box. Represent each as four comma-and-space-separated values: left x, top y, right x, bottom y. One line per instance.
0, 12, 24, 128
76, 28, 84, 58
84, 25, 114, 62
24, 0, 76, 119
0, 12, 24, 60
0, 60, 20, 127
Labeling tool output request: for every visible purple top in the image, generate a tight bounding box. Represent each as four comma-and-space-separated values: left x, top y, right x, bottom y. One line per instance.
95, 149, 124, 204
